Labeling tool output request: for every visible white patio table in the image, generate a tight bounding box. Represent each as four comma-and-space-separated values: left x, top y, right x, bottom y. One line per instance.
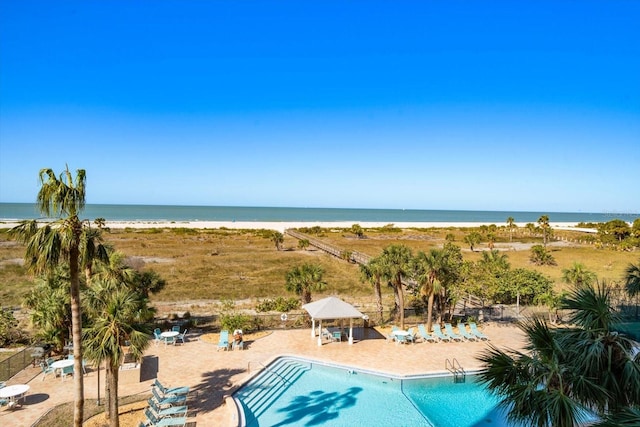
0, 384, 30, 408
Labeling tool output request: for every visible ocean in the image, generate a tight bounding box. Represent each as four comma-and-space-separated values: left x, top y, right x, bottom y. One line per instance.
0, 203, 636, 224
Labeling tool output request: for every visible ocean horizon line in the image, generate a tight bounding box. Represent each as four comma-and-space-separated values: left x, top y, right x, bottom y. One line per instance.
0, 203, 637, 224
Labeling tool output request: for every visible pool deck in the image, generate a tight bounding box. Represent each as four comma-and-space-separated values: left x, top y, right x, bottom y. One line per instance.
0, 322, 526, 426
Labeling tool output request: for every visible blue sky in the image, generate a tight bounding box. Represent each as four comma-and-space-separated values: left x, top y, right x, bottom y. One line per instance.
1, 1, 638, 213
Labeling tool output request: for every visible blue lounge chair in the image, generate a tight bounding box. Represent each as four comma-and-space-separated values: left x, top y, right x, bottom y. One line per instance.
432, 324, 451, 342
153, 379, 189, 396
443, 323, 464, 342
469, 322, 489, 340
217, 330, 230, 351
148, 397, 188, 418
457, 323, 477, 341
417, 324, 438, 343
151, 387, 187, 408
145, 407, 188, 426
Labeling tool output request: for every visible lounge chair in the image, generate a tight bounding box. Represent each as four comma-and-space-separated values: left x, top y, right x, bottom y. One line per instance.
145, 407, 188, 426
417, 324, 438, 343
321, 328, 332, 341
432, 325, 451, 342
332, 330, 343, 342
469, 322, 489, 340
457, 323, 478, 341
153, 379, 190, 396
443, 323, 464, 342
217, 330, 230, 351
151, 387, 187, 408
148, 397, 188, 418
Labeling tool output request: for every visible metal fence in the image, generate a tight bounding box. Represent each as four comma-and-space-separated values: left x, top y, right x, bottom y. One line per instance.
0, 347, 34, 382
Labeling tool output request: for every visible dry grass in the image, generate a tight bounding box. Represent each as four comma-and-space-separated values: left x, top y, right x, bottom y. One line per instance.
1, 227, 638, 311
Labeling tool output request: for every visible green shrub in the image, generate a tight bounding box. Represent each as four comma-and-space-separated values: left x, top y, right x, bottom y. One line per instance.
255, 297, 300, 313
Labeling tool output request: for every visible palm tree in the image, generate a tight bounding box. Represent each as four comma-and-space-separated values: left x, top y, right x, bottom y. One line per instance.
378, 244, 412, 329
538, 215, 551, 247
297, 239, 310, 251
359, 257, 384, 323
270, 231, 284, 251
9, 167, 88, 427
624, 261, 640, 298
624, 261, 640, 318
506, 217, 516, 242
285, 263, 327, 304
562, 262, 597, 288
411, 249, 444, 332
478, 282, 640, 427
464, 231, 482, 251
83, 281, 152, 427
23, 270, 72, 351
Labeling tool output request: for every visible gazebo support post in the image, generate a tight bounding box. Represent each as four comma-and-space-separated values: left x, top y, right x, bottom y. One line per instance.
311, 318, 316, 338
317, 319, 323, 346
349, 319, 354, 345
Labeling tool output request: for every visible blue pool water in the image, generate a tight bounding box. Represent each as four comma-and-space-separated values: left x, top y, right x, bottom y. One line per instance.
233, 357, 514, 427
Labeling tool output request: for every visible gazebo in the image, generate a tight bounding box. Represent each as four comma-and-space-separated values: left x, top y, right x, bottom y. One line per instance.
302, 296, 366, 346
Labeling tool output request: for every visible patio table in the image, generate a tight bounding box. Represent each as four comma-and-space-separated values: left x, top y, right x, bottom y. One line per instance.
51, 359, 75, 381
161, 331, 179, 345
0, 384, 30, 408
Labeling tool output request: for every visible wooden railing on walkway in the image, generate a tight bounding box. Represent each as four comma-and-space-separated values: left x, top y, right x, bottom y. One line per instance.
284, 229, 372, 265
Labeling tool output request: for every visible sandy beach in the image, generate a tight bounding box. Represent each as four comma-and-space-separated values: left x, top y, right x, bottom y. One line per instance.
0, 220, 589, 233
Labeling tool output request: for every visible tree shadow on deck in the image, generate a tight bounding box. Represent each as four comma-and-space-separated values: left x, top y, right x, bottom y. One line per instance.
189, 368, 245, 417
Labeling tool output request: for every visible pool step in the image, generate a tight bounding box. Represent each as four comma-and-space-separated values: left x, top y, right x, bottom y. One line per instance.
237, 359, 310, 422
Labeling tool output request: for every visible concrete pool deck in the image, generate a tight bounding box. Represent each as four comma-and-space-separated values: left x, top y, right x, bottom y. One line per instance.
0, 322, 526, 426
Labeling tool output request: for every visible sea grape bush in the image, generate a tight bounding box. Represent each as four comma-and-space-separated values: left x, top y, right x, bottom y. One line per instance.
255, 297, 300, 313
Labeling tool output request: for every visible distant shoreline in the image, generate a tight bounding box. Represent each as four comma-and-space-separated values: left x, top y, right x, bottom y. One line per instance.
0, 219, 595, 233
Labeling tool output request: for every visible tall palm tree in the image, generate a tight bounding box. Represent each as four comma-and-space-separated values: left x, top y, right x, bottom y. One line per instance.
562, 262, 597, 288
359, 256, 384, 323
83, 281, 152, 427
478, 282, 640, 427
411, 249, 444, 332
378, 244, 412, 329
9, 167, 88, 427
538, 215, 551, 247
285, 263, 327, 304
506, 217, 516, 242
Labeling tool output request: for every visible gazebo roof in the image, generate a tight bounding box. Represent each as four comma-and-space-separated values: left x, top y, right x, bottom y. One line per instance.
302, 296, 364, 320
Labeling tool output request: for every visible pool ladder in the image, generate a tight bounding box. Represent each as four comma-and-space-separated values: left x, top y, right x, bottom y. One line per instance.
445, 358, 466, 383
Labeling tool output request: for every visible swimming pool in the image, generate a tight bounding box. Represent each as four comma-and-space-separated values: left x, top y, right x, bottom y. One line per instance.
233, 357, 514, 427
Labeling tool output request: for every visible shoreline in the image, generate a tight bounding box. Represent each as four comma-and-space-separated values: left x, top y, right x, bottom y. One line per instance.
0, 219, 593, 233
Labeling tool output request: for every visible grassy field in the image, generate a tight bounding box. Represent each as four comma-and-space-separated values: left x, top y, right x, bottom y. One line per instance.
1, 226, 637, 312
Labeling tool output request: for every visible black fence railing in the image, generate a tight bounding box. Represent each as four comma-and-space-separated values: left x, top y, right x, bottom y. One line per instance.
0, 347, 35, 382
